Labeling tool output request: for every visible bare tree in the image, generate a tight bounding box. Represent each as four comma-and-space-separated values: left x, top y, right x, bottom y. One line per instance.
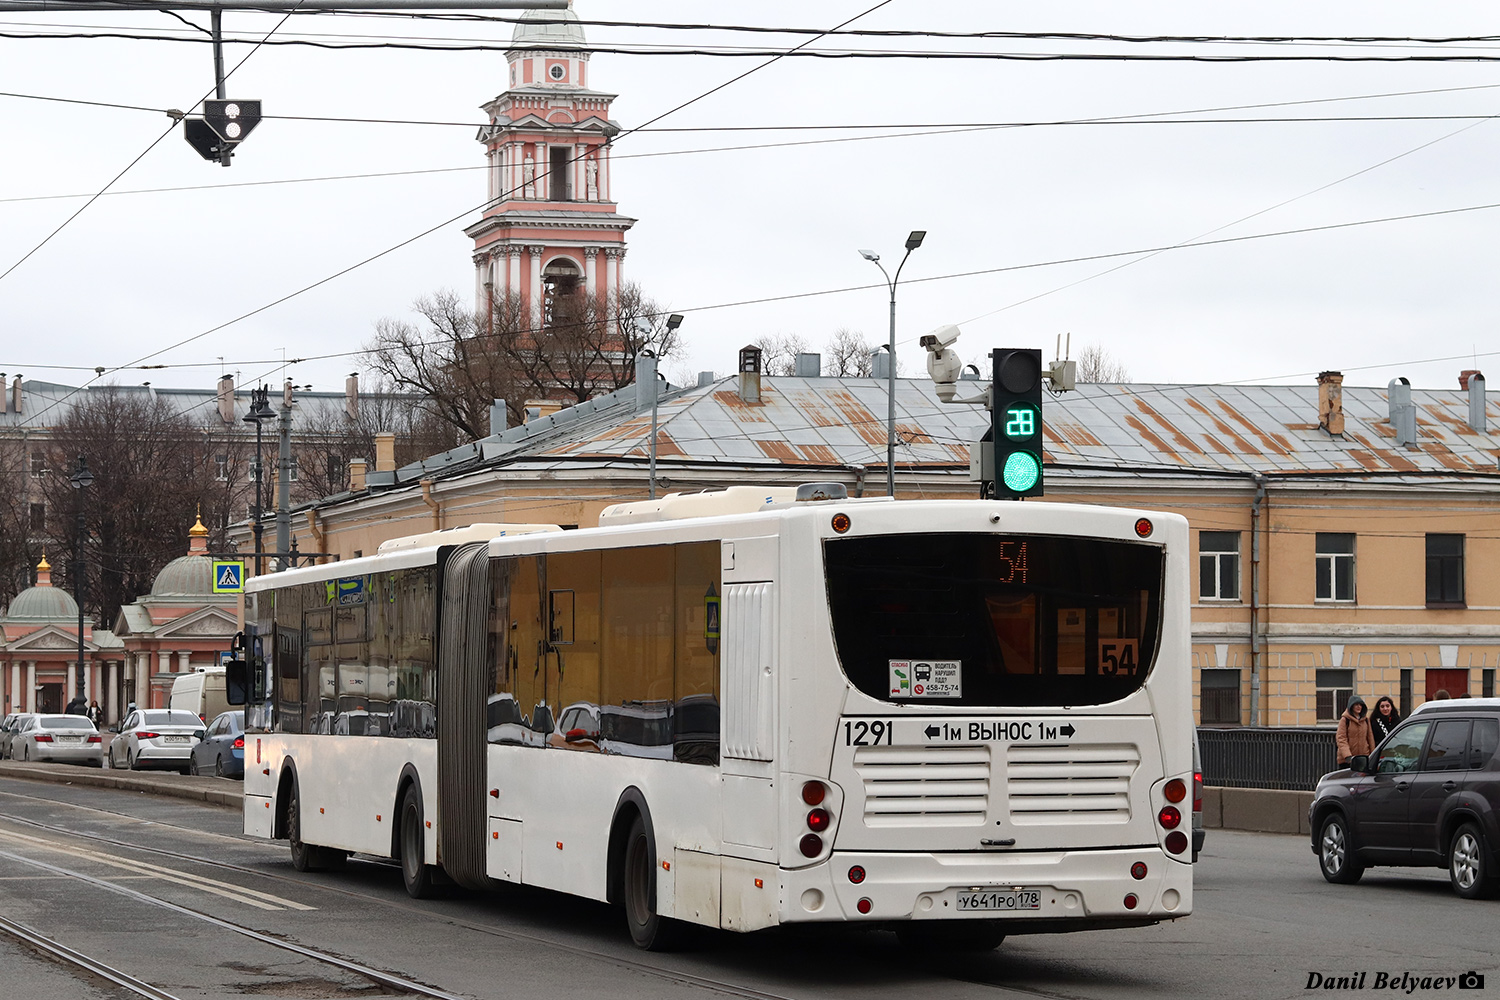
826, 327, 876, 377
364, 281, 677, 440
1076, 343, 1130, 383
0, 442, 38, 609
752, 333, 812, 376
289, 389, 453, 502
40, 388, 221, 627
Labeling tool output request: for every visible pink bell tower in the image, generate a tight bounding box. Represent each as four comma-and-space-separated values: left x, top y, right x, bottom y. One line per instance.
465, 1, 635, 337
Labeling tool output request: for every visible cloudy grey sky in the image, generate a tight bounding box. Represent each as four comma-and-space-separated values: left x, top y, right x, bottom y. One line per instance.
2, 1, 1499, 399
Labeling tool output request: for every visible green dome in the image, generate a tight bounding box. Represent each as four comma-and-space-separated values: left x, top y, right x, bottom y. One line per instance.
8, 583, 79, 620
150, 554, 215, 597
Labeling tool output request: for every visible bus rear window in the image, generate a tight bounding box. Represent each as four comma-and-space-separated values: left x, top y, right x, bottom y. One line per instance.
824, 533, 1163, 708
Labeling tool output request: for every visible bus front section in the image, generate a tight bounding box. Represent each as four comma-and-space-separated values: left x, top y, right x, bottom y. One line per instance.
776, 501, 1193, 938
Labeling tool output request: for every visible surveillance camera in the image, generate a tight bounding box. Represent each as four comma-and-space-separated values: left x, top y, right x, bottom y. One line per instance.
919, 324, 961, 352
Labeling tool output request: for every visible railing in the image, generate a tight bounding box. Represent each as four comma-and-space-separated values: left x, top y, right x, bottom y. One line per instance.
1197, 726, 1338, 791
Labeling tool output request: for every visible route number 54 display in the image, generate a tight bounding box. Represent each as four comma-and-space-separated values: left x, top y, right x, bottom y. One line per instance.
1098, 638, 1139, 676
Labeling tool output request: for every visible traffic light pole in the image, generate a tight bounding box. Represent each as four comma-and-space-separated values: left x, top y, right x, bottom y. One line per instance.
210, 8, 231, 165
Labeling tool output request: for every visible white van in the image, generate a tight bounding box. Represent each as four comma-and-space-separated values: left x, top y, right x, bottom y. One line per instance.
169, 667, 229, 725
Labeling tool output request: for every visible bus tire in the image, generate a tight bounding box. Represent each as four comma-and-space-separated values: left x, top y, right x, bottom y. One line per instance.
622, 813, 683, 951
399, 784, 437, 899
287, 779, 327, 873
896, 922, 1005, 952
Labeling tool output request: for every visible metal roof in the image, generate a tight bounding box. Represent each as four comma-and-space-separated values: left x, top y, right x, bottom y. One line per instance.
467, 377, 1500, 480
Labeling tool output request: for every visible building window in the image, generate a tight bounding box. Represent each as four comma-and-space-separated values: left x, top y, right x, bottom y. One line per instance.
1425, 534, 1464, 606
549, 146, 571, 200
1484, 668, 1495, 699
1316, 668, 1356, 723
1200, 669, 1241, 725
1315, 533, 1356, 602
30, 451, 44, 478
328, 454, 344, 487
29, 502, 44, 531
215, 454, 229, 482
1401, 667, 1414, 720
1198, 531, 1240, 601
287, 456, 299, 482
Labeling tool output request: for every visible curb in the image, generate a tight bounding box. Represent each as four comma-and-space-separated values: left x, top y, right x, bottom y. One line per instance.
0, 760, 243, 809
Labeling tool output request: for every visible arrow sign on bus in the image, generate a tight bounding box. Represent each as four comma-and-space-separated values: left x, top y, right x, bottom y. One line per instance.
924, 725, 941, 739
1059, 724, 1076, 738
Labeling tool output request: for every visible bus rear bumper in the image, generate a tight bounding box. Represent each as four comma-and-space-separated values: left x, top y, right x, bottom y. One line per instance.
781, 848, 1191, 927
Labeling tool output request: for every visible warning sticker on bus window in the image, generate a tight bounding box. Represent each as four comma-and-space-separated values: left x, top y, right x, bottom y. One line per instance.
889, 660, 961, 699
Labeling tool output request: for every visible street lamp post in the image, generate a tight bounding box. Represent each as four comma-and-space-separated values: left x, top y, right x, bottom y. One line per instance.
637, 314, 684, 501
68, 454, 94, 702
859, 230, 926, 498
242, 385, 276, 575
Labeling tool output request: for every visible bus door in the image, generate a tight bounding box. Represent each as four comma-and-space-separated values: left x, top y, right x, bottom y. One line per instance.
720, 536, 779, 857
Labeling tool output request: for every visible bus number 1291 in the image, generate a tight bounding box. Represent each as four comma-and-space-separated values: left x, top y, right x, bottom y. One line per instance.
844, 719, 894, 746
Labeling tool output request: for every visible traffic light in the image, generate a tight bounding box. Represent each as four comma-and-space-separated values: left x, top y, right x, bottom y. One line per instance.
991, 348, 1044, 498
204, 100, 262, 144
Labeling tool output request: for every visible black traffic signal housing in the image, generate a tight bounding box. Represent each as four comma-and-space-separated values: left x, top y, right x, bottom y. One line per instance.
204, 100, 262, 144
991, 348, 1044, 498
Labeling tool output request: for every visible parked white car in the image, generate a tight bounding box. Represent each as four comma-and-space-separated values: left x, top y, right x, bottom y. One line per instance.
108, 709, 203, 772
12, 714, 103, 766
0, 713, 34, 759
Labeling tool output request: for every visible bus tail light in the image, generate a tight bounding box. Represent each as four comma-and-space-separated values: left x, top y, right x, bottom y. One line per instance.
848, 865, 866, 884
1157, 805, 1181, 830
856, 897, 872, 914
806, 808, 830, 832
801, 781, 826, 805
1123, 894, 1139, 910
1130, 862, 1147, 880
1165, 831, 1188, 855
799, 834, 823, 858
1163, 779, 1186, 803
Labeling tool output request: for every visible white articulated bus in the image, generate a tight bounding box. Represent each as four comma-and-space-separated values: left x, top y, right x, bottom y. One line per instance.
233, 486, 1193, 950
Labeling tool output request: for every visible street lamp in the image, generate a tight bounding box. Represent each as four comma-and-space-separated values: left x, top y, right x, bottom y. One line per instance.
68, 454, 94, 703
242, 385, 276, 575
859, 230, 926, 498
637, 315, 684, 501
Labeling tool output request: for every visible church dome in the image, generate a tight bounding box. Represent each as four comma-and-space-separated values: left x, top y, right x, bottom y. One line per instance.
512, 2, 585, 48
150, 554, 215, 597
8, 583, 79, 620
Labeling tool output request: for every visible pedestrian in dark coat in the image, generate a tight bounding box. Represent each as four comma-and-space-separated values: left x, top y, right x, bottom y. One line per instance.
64, 695, 87, 716
1335, 695, 1374, 766
1369, 695, 1402, 744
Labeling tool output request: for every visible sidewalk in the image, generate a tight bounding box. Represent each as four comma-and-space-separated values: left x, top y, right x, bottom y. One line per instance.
0, 759, 243, 809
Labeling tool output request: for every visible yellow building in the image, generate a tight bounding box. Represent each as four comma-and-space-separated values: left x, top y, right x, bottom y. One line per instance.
240, 354, 1500, 728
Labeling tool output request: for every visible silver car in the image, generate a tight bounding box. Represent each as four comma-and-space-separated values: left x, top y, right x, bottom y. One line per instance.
0, 713, 34, 759
108, 708, 203, 773
12, 714, 103, 766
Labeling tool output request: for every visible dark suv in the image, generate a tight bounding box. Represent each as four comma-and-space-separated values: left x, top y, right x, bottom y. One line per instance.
1310, 698, 1500, 899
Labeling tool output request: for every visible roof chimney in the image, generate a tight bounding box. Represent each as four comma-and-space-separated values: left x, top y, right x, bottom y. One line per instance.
374, 432, 396, 473
349, 458, 368, 492
737, 345, 762, 403
1466, 371, 1486, 433
1317, 371, 1345, 436
794, 352, 821, 377
1388, 377, 1416, 448
635, 353, 659, 413
10, 375, 22, 415
489, 398, 507, 435
344, 373, 359, 421
216, 374, 235, 424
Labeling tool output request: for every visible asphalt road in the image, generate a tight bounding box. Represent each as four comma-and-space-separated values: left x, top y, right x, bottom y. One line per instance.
0, 775, 1494, 1000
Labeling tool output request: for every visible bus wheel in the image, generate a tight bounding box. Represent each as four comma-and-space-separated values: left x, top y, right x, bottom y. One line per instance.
400, 785, 437, 899
896, 922, 1005, 952
622, 814, 681, 951
287, 781, 325, 873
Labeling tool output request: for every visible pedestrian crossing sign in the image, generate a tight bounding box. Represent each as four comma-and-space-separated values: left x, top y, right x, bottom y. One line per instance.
212, 560, 245, 594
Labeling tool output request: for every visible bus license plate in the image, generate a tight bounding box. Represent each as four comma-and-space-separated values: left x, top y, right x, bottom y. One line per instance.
956, 889, 1041, 911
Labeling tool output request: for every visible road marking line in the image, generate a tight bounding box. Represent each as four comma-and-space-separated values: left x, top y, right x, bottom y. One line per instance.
0, 828, 315, 911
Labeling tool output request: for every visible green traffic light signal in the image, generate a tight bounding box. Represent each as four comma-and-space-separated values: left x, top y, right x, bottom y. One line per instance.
1002, 451, 1042, 492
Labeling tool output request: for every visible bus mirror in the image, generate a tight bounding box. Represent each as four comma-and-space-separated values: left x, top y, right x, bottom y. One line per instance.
225, 658, 250, 706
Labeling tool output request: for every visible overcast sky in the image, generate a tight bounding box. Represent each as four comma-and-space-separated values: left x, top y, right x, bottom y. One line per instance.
3, 1, 1499, 400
